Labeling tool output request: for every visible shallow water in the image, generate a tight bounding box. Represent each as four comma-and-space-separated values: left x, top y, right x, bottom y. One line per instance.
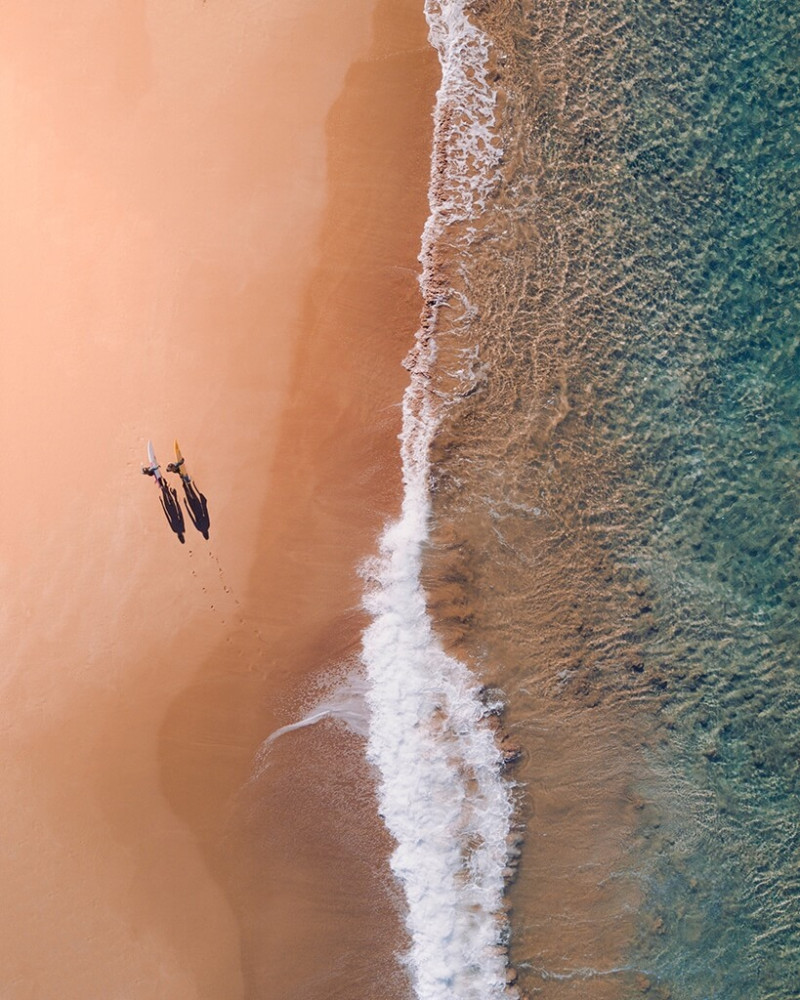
416, 0, 799, 997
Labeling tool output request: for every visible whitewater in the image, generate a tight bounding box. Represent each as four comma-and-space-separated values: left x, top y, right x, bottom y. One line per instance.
359, 2, 515, 998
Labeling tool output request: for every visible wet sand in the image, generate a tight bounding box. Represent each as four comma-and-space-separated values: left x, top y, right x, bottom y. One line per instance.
0, 1, 436, 997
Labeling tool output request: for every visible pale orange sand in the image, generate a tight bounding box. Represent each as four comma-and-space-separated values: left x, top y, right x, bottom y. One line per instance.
0, 0, 436, 996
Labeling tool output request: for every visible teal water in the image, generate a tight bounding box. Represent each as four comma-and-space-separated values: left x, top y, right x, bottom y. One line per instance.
611, 2, 800, 995
422, 0, 799, 996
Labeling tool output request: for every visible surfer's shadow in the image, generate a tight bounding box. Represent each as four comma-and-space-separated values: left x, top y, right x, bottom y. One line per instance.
143, 442, 211, 543
159, 482, 186, 544
180, 481, 211, 540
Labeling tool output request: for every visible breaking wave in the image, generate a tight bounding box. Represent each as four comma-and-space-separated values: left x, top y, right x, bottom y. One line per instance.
360, 3, 515, 999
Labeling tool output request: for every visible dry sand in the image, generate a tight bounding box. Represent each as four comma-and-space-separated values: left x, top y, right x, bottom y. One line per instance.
0, 0, 437, 996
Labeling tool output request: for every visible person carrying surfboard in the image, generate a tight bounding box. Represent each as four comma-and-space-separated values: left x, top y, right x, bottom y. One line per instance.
142, 441, 163, 483
166, 440, 191, 483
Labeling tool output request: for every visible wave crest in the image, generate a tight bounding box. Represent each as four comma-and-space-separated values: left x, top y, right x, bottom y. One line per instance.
360, 3, 515, 998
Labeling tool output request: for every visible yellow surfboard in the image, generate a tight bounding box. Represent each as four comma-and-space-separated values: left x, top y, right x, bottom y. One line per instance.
173, 439, 191, 482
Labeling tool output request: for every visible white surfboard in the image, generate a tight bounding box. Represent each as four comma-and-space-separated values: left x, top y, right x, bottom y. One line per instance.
146, 440, 162, 481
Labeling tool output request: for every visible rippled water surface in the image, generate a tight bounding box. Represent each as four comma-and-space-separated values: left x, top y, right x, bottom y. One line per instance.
422, 1, 799, 996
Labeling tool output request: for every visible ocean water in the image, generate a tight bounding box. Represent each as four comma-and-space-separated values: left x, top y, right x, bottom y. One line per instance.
359, 0, 799, 998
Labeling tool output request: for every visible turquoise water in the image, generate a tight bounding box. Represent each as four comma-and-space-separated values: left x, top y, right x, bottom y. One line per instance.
423, 0, 799, 996
611, 2, 800, 995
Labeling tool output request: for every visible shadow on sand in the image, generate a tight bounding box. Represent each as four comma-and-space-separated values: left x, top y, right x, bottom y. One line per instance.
159, 481, 186, 544
182, 481, 210, 540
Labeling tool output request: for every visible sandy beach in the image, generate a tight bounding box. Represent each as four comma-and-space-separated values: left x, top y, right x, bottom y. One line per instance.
0, 1, 436, 996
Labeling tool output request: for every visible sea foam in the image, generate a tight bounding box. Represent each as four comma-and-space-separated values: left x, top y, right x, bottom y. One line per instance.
360, 3, 514, 998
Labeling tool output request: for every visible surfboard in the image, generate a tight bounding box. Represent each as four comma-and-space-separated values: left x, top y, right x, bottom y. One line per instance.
146, 440, 162, 481
174, 439, 191, 482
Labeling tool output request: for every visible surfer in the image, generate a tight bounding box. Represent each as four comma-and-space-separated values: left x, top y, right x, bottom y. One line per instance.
159, 481, 186, 543
182, 480, 210, 540
167, 440, 192, 483
166, 456, 190, 482
142, 441, 163, 483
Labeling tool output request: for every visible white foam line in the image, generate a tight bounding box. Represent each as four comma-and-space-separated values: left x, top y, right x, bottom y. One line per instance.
360, 4, 514, 999
262, 710, 333, 745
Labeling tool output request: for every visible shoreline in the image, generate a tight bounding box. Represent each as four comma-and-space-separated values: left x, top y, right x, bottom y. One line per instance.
357, 4, 524, 998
